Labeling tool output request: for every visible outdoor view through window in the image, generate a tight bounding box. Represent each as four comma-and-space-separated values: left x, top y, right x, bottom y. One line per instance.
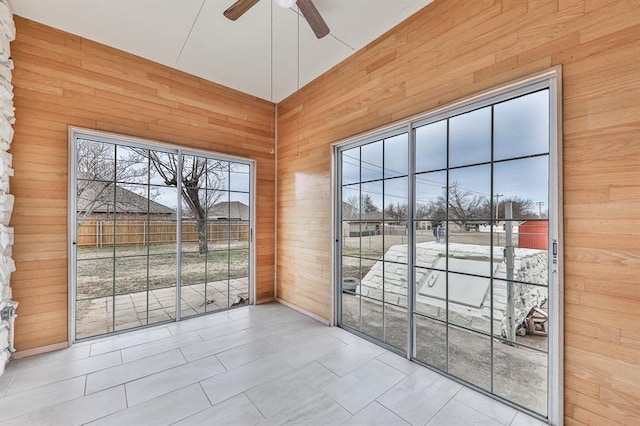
74, 137, 251, 340
339, 89, 551, 416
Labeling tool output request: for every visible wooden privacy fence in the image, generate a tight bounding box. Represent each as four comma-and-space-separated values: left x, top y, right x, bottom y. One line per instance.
77, 220, 249, 248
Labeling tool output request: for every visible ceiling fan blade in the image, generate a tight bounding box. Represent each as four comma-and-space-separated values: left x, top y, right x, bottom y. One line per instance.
224, 0, 260, 21
297, 0, 330, 39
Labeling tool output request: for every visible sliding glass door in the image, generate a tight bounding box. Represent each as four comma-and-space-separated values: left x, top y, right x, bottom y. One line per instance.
340, 133, 409, 352
72, 130, 253, 340
336, 74, 560, 421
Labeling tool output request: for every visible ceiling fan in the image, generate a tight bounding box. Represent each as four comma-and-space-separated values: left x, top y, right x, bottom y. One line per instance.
224, 0, 330, 39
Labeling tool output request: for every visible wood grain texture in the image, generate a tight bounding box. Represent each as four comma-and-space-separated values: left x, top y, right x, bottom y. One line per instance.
10, 17, 276, 351
276, 0, 640, 424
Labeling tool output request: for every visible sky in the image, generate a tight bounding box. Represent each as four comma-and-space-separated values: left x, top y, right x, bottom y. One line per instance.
342, 89, 550, 213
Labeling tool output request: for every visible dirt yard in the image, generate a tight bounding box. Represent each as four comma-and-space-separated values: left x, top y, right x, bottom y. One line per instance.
341, 295, 548, 416
76, 242, 249, 300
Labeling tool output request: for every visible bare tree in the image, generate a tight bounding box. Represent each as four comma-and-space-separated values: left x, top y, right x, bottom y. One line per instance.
447, 182, 488, 230
345, 193, 380, 214
76, 140, 148, 220
138, 151, 225, 255
384, 202, 407, 223
495, 196, 538, 219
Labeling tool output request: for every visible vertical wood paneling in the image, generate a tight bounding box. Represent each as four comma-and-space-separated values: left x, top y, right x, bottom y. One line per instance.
276, 1, 640, 423
10, 17, 276, 351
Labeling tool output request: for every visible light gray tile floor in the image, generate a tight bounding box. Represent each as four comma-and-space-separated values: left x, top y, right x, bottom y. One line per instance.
1, 303, 548, 425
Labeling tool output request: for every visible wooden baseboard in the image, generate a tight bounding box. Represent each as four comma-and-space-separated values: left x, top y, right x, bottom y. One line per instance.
11, 342, 69, 360
256, 297, 276, 305
276, 298, 330, 325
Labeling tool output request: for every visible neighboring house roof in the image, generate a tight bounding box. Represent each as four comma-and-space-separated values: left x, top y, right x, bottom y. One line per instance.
209, 201, 249, 221
77, 179, 175, 216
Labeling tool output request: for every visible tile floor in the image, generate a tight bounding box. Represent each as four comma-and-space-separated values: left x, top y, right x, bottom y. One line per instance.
0, 303, 547, 425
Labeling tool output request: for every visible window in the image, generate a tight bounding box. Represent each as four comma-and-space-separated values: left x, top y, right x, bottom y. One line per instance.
335, 69, 562, 422
71, 129, 254, 340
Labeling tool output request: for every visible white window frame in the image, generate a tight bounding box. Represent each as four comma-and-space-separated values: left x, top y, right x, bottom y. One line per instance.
68, 127, 257, 343
331, 67, 563, 424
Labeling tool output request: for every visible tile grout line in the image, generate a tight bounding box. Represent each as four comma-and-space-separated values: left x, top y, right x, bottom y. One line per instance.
0, 373, 16, 397
423, 388, 463, 426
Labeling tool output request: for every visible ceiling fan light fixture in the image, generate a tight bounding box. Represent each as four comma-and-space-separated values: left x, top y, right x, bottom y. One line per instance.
275, 0, 297, 9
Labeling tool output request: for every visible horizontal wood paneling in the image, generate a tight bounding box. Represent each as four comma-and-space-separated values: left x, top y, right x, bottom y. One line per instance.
276, 0, 640, 423
10, 17, 275, 350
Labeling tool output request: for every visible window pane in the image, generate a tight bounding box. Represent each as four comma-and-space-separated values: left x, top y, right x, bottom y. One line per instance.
415, 267, 446, 321
383, 220, 409, 257
342, 185, 360, 221
77, 139, 115, 182
115, 256, 148, 296
149, 151, 178, 187
342, 291, 361, 331
77, 258, 113, 300
448, 326, 491, 390
149, 254, 177, 291
416, 120, 447, 173
116, 146, 148, 185
494, 156, 548, 221
415, 171, 447, 221
383, 261, 408, 307
342, 147, 360, 185
114, 218, 147, 258
446, 272, 492, 334
361, 140, 383, 181
76, 298, 113, 339
230, 163, 250, 192
182, 155, 206, 190
208, 160, 229, 191
361, 181, 383, 220
150, 185, 177, 222
359, 229, 383, 260
361, 297, 384, 342
115, 284, 147, 331
383, 177, 408, 222
494, 90, 549, 161
207, 249, 229, 283
493, 280, 549, 347
449, 107, 491, 167
415, 314, 447, 371
447, 221, 493, 277
384, 134, 408, 178
448, 164, 491, 222
385, 306, 407, 351
207, 279, 230, 311
494, 340, 547, 416
181, 283, 206, 318
229, 249, 249, 280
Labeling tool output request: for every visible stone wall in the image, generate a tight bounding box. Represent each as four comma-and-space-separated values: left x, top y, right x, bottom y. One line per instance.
358, 241, 548, 337
0, 0, 15, 376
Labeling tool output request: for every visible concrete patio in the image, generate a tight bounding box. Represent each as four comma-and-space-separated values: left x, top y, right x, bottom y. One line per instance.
76, 278, 249, 339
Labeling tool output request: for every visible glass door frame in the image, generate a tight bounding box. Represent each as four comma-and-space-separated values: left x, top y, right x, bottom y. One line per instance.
68, 127, 256, 342
332, 67, 563, 424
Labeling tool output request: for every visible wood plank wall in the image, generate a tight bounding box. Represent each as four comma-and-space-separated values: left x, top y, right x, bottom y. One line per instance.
276, 0, 640, 424
10, 17, 276, 351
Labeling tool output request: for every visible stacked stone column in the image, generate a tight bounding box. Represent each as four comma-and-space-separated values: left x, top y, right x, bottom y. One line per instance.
0, 0, 16, 376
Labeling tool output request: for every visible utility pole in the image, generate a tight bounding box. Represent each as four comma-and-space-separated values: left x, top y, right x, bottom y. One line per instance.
536, 201, 544, 218
505, 201, 516, 342
494, 193, 503, 220
494, 193, 503, 246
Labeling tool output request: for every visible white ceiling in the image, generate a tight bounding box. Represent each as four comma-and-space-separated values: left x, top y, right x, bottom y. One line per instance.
9, 0, 434, 102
